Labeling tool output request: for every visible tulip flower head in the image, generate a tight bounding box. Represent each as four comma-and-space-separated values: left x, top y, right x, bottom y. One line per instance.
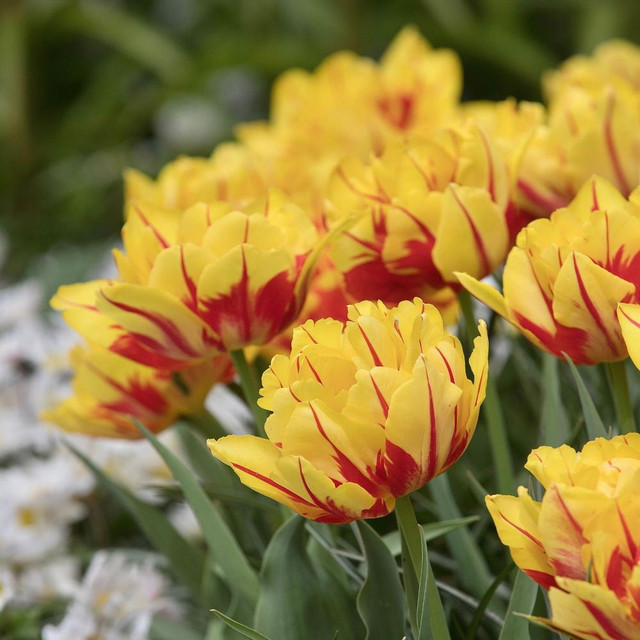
487, 434, 640, 640
327, 120, 509, 310
43, 346, 232, 438
458, 176, 640, 364
209, 299, 488, 523
543, 41, 640, 199
52, 190, 321, 368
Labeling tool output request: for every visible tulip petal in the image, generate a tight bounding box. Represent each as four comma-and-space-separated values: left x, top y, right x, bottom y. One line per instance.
537, 579, 639, 640
486, 490, 556, 588
97, 283, 217, 367
433, 185, 508, 282
198, 245, 296, 350
552, 252, 632, 362
617, 303, 640, 370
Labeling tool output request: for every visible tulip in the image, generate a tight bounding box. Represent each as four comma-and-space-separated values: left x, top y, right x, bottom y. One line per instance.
458, 176, 640, 364
543, 41, 640, 199
52, 190, 321, 368
124, 143, 268, 212
487, 434, 640, 640
327, 120, 509, 310
43, 345, 232, 438
209, 298, 488, 523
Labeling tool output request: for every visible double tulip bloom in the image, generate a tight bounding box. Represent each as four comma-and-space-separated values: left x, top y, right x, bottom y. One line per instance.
487, 434, 640, 640
44, 346, 232, 438
327, 121, 510, 313
209, 299, 488, 523
52, 190, 320, 368
458, 176, 640, 364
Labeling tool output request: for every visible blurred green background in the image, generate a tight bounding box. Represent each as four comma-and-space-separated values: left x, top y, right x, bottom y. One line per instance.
2, 0, 640, 281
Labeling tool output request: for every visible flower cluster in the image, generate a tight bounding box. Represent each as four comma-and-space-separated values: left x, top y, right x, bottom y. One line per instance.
487, 435, 640, 640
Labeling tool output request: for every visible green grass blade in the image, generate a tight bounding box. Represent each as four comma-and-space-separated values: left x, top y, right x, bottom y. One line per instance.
498, 570, 538, 640
564, 355, 608, 439
67, 443, 205, 599
353, 521, 405, 640
540, 354, 571, 446
211, 611, 272, 640
136, 422, 260, 605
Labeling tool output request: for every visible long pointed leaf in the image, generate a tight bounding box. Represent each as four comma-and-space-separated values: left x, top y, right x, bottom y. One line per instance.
136, 422, 259, 605
564, 355, 608, 439
354, 521, 405, 640
67, 443, 205, 599
212, 612, 272, 640
540, 354, 570, 446
498, 570, 538, 640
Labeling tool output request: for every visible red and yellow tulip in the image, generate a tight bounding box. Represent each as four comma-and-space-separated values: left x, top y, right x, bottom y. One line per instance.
326, 120, 509, 312
487, 434, 640, 640
458, 176, 640, 364
209, 298, 488, 523
52, 190, 321, 367
43, 345, 232, 438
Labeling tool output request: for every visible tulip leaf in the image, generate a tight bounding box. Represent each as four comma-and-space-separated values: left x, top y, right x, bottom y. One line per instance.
212, 611, 272, 640
563, 355, 608, 439
416, 530, 451, 640
498, 570, 538, 640
540, 354, 571, 446
353, 521, 405, 640
254, 516, 360, 640
67, 443, 205, 600
135, 422, 259, 606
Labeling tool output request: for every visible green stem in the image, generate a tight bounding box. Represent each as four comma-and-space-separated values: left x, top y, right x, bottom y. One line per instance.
458, 290, 515, 494
395, 495, 423, 577
606, 360, 636, 433
185, 408, 227, 440
230, 349, 269, 437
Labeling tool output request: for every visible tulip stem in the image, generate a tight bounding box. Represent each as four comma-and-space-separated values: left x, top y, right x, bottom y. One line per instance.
230, 349, 269, 437
185, 408, 227, 440
606, 360, 636, 433
395, 494, 451, 639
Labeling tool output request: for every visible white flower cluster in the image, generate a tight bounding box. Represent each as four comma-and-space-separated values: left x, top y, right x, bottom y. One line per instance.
0, 257, 186, 628
42, 551, 181, 640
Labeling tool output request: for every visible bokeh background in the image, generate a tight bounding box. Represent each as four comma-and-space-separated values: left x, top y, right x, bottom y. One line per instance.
2, 0, 640, 283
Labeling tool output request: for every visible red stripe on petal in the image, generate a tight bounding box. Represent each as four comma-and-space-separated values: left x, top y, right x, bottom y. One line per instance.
450, 187, 492, 276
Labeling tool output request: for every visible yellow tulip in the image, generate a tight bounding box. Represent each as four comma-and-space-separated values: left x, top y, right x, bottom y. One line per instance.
43, 345, 232, 438
543, 41, 640, 198
327, 120, 509, 310
458, 176, 640, 364
52, 190, 320, 367
124, 143, 268, 212
487, 434, 640, 640
209, 299, 488, 523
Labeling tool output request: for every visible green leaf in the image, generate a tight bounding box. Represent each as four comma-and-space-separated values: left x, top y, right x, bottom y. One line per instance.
212, 611, 272, 640
540, 354, 571, 446
354, 521, 405, 640
382, 516, 480, 557
136, 422, 260, 605
498, 570, 538, 640
67, 443, 205, 599
416, 534, 450, 640
254, 516, 359, 640
564, 355, 608, 439
428, 473, 493, 598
